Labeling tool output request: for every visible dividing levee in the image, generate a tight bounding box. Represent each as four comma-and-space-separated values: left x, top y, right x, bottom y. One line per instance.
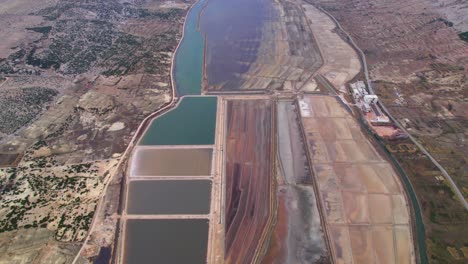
224, 99, 275, 263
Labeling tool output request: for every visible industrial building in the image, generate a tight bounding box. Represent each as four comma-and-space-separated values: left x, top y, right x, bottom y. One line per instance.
350, 81, 391, 125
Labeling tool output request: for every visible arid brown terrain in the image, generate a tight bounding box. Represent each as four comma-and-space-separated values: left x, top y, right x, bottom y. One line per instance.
0, 0, 190, 262
311, 0, 468, 262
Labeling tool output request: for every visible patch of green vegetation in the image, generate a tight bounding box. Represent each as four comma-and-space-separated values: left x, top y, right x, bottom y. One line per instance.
427, 239, 447, 263
30, 157, 55, 169
31, 140, 47, 150
25, 0, 185, 77
139, 8, 184, 20
430, 63, 464, 72
0, 164, 100, 237
8, 49, 26, 61
45, 114, 74, 140
26, 19, 115, 73
55, 209, 94, 240
0, 87, 58, 134
101, 68, 124, 76
34, 6, 64, 20
0, 62, 15, 74
67, 163, 92, 174
25, 26, 52, 34
458, 32, 468, 43
101, 29, 178, 76
99, 33, 143, 76
430, 18, 453, 27
27, 47, 62, 70
382, 135, 468, 263
363, 49, 377, 58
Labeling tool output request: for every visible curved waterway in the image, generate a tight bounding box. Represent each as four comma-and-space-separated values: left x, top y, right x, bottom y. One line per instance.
173, 0, 207, 96
139, 0, 216, 146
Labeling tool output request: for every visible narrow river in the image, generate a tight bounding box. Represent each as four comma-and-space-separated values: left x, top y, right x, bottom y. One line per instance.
173, 0, 207, 96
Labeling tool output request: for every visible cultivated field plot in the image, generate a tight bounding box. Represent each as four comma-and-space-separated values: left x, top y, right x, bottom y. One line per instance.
130, 147, 213, 176
224, 100, 273, 263
301, 95, 415, 264
126, 180, 212, 215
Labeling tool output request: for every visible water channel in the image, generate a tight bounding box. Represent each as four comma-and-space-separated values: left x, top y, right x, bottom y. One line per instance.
173, 0, 207, 96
